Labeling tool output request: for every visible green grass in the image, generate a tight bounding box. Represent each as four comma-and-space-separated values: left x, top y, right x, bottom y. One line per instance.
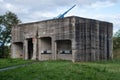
0, 59, 120, 80
0, 58, 32, 68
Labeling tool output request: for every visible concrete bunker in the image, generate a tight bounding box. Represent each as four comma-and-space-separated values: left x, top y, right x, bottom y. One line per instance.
11, 16, 113, 62
56, 40, 72, 60
27, 38, 33, 59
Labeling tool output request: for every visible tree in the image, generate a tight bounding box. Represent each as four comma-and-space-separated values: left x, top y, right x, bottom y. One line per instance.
113, 29, 120, 58
113, 29, 120, 50
0, 11, 21, 58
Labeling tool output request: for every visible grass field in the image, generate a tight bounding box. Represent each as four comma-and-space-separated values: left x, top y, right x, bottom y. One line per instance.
0, 59, 120, 80
0, 58, 32, 68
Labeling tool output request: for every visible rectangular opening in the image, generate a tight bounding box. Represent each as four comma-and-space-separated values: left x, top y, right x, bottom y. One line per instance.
28, 38, 33, 59
13, 42, 23, 58
56, 40, 72, 54
56, 40, 72, 60
40, 37, 52, 54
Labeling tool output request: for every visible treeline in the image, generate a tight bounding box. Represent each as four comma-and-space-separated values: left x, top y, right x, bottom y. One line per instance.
0, 11, 20, 58
113, 29, 120, 58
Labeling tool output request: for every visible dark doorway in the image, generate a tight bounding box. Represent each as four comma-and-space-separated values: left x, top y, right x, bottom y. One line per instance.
28, 38, 33, 59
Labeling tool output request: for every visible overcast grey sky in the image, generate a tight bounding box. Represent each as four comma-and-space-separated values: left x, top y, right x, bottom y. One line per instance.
0, 0, 120, 33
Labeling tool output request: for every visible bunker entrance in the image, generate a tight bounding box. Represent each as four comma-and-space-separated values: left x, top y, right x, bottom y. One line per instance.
13, 42, 23, 58
40, 37, 52, 54
56, 40, 72, 54
28, 38, 33, 59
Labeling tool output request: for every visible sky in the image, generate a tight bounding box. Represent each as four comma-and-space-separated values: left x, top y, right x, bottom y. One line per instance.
0, 0, 120, 33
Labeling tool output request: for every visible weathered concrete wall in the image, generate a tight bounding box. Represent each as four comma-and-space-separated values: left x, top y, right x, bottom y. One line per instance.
74, 17, 113, 62
40, 54, 52, 61
11, 16, 113, 62
57, 54, 72, 60
12, 26, 23, 42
